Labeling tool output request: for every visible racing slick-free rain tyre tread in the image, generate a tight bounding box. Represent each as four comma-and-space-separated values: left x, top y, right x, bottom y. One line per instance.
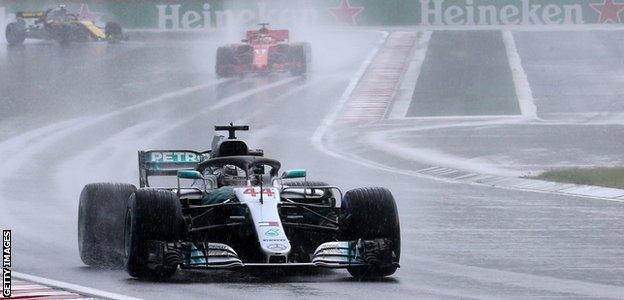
5, 22, 26, 46
124, 189, 183, 280
339, 187, 400, 278
78, 183, 137, 268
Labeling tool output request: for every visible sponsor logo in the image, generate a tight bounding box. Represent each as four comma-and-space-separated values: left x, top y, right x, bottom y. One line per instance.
148, 152, 202, 163
267, 244, 287, 251
263, 238, 286, 242
264, 229, 279, 237
207, 243, 230, 251
319, 242, 345, 249
319, 248, 349, 256
420, 0, 585, 25
156, 3, 319, 30
258, 221, 279, 227
329, 0, 364, 26
3, 230, 11, 298
590, 0, 624, 23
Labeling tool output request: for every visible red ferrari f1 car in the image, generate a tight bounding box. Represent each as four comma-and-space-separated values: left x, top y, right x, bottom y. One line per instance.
216, 24, 311, 77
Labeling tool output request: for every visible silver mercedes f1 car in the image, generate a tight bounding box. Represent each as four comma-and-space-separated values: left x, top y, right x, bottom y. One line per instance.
77, 124, 400, 279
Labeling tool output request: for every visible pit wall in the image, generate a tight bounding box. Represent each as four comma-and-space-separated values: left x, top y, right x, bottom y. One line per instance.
0, 0, 620, 29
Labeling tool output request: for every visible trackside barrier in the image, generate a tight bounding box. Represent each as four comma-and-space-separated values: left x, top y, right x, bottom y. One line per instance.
1, 0, 622, 30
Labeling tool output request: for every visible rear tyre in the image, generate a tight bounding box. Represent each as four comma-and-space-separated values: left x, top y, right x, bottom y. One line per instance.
289, 44, 307, 76
5, 21, 26, 45
124, 189, 183, 280
78, 183, 136, 268
339, 187, 400, 278
105, 22, 122, 41
216, 46, 235, 77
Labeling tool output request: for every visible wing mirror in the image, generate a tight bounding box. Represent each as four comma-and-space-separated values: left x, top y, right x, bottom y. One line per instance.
177, 170, 203, 180
281, 169, 306, 179
177, 170, 205, 195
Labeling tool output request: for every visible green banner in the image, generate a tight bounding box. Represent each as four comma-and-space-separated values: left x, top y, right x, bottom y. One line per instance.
2, 0, 623, 29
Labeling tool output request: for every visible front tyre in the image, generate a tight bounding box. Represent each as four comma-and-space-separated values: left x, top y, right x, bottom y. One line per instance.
124, 189, 183, 280
78, 183, 136, 268
5, 21, 26, 45
339, 187, 400, 278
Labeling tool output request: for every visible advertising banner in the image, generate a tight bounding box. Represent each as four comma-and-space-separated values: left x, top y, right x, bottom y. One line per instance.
1, 0, 622, 29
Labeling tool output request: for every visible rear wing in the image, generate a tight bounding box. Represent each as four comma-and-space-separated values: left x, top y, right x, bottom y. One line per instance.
138, 150, 209, 187
16, 11, 46, 19
246, 29, 289, 42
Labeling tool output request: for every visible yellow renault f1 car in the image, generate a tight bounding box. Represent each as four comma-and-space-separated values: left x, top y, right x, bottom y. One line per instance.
5, 5, 124, 45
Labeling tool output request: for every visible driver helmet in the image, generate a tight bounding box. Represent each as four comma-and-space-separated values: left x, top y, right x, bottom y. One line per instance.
223, 165, 238, 176
215, 164, 239, 187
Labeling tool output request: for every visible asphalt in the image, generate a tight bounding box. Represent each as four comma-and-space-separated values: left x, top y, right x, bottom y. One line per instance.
1, 29, 624, 299
407, 30, 519, 117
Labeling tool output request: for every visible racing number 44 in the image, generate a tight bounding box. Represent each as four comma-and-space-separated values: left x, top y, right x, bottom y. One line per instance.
243, 187, 274, 198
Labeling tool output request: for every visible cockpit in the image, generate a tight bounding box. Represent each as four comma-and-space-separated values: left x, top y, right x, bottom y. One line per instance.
46, 6, 76, 23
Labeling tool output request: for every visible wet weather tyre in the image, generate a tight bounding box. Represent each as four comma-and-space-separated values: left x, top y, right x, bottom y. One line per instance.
124, 189, 183, 280
339, 187, 400, 278
5, 22, 26, 45
105, 22, 122, 41
289, 44, 307, 75
216, 46, 236, 77
78, 183, 136, 268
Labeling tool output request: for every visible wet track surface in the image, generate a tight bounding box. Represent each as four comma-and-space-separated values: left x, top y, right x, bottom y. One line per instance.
1, 30, 624, 299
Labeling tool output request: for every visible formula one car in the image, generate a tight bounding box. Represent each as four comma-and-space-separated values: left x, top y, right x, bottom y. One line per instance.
216, 23, 311, 77
78, 124, 400, 279
5, 5, 123, 45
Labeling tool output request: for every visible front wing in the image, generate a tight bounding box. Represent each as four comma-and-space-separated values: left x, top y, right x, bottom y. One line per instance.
176, 239, 396, 270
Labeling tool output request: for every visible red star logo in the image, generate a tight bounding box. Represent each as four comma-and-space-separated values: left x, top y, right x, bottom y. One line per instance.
590, 0, 624, 23
329, 0, 364, 26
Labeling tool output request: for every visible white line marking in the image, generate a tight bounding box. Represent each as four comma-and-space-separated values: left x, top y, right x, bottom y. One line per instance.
501, 30, 538, 120
388, 31, 432, 119
311, 30, 389, 156
12, 272, 142, 300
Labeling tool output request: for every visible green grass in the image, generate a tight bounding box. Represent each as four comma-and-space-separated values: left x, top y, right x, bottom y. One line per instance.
531, 167, 624, 189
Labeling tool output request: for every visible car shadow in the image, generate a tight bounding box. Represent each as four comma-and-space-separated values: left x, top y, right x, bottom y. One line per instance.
74, 265, 400, 285
124, 267, 399, 285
